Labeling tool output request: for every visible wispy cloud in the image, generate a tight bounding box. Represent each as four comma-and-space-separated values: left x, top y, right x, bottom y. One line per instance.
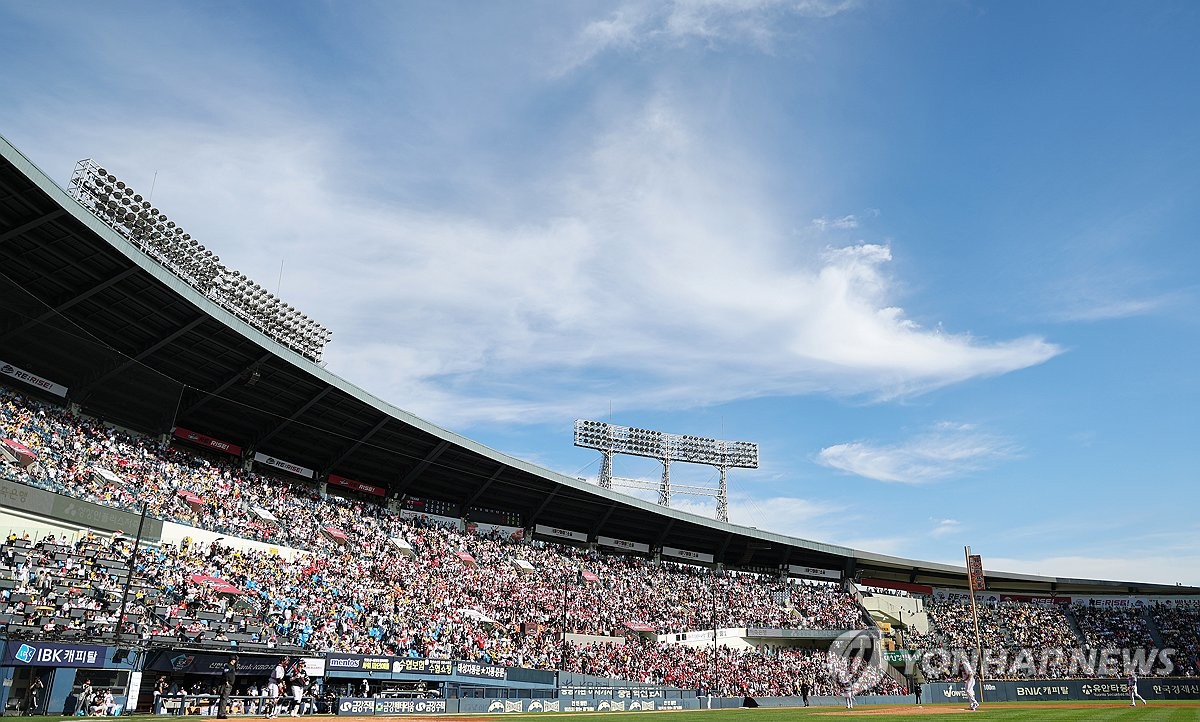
929, 518, 963, 538
1048, 295, 1175, 323
0, 8, 1061, 430
557, 0, 859, 74
812, 214, 860, 230
817, 422, 1018, 484
987, 555, 1200, 587
22, 96, 1061, 428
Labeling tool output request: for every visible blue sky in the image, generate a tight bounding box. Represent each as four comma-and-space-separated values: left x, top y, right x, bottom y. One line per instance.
2, 1, 1198, 584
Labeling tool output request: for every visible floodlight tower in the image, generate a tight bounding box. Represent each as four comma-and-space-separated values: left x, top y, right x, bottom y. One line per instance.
573, 420, 758, 522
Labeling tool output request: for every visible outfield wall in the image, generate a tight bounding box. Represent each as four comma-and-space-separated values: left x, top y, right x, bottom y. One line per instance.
925, 677, 1200, 703
334, 694, 918, 714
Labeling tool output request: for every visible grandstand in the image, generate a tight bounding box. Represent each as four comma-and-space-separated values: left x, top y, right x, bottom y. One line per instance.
2, 133, 1200, 714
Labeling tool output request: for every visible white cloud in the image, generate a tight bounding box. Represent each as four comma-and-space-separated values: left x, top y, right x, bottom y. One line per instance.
1048, 296, 1174, 323
812, 214, 859, 230
35, 98, 1058, 427
558, 0, 858, 74
817, 422, 1018, 484
987, 555, 1200, 587
3, 32, 1062, 430
929, 518, 963, 538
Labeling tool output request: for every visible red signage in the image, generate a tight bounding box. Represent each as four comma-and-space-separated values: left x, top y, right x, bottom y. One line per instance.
172, 426, 242, 456
1, 439, 36, 468
624, 622, 655, 632
327, 473, 386, 497
967, 554, 986, 591
581, 571, 599, 582
860, 578, 934, 595
188, 574, 242, 595
456, 551, 477, 568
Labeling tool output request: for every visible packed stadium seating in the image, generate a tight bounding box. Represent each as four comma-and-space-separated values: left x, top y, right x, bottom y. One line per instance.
901, 595, 1197, 680
2, 385, 1194, 692
1, 387, 900, 695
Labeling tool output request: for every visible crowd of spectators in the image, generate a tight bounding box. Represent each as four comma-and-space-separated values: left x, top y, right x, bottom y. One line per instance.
0, 388, 883, 693
1, 386, 1195, 692
1073, 606, 1156, 650
910, 600, 1008, 650
904, 597, 1195, 680
565, 639, 906, 697
1150, 606, 1200, 676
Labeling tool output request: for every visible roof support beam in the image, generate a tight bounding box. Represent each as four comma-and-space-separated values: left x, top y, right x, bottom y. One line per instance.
322, 416, 390, 475
256, 386, 333, 447
0, 208, 66, 246
527, 488, 560, 527
463, 467, 504, 508
717, 532, 734, 561
394, 440, 450, 495
589, 502, 619, 537
179, 352, 274, 417
76, 316, 207, 402
653, 519, 675, 549
0, 267, 137, 345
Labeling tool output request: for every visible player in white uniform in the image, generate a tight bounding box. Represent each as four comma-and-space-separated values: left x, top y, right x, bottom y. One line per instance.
963, 663, 979, 711
844, 681, 855, 710
266, 657, 287, 719
1129, 673, 1147, 706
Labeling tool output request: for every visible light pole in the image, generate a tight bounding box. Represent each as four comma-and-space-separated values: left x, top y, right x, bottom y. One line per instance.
711, 570, 719, 698
560, 568, 571, 673
114, 502, 149, 650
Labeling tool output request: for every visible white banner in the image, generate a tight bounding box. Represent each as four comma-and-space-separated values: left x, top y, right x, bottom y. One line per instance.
662, 546, 715, 564
303, 657, 326, 677
252, 451, 315, 479
1070, 595, 1150, 608
934, 587, 1001, 605
0, 359, 68, 397
251, 505, 278, 523
788, 565, 842, 580
534, 524, 588, 543
596, 535, 650, 553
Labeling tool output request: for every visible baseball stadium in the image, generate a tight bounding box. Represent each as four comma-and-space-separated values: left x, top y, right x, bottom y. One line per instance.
1, 130, 1198, 722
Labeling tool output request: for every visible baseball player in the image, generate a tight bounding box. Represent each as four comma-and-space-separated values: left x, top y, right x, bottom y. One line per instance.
1129, 672, 1148, 706
963, 662, 979, 711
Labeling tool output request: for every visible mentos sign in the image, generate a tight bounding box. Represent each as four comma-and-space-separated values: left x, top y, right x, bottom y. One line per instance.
3, 642, 109, 668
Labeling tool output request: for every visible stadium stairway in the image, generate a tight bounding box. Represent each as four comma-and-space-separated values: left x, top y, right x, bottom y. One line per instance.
1062, 606, 1088, 646
1143, 608, 1168, 649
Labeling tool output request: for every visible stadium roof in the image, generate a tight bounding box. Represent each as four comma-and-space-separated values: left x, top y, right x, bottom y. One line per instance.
0, 133, 1193, 597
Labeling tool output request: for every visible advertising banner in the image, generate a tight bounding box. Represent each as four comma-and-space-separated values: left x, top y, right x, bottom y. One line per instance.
453, 661, 506, 680
661, 546, 715, 564
2, 641, 108, 668
391, 658, 453, 676
934, 587, 1001, 605
145, 651, 284, 676
252, 452, 315, 479
596, 536, 650, 554
325, 654, 392, 673
0, 438, 36, 468
172, 427, 242, 456
327, 473, 386, 497
336, 698, 449, 716
787, 565, 842, 580
924, 678, 1200, 703
0, 477, 163, 541
967, 554, 986, 591
0, 359, 67, 397
534, 524, 588, 543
